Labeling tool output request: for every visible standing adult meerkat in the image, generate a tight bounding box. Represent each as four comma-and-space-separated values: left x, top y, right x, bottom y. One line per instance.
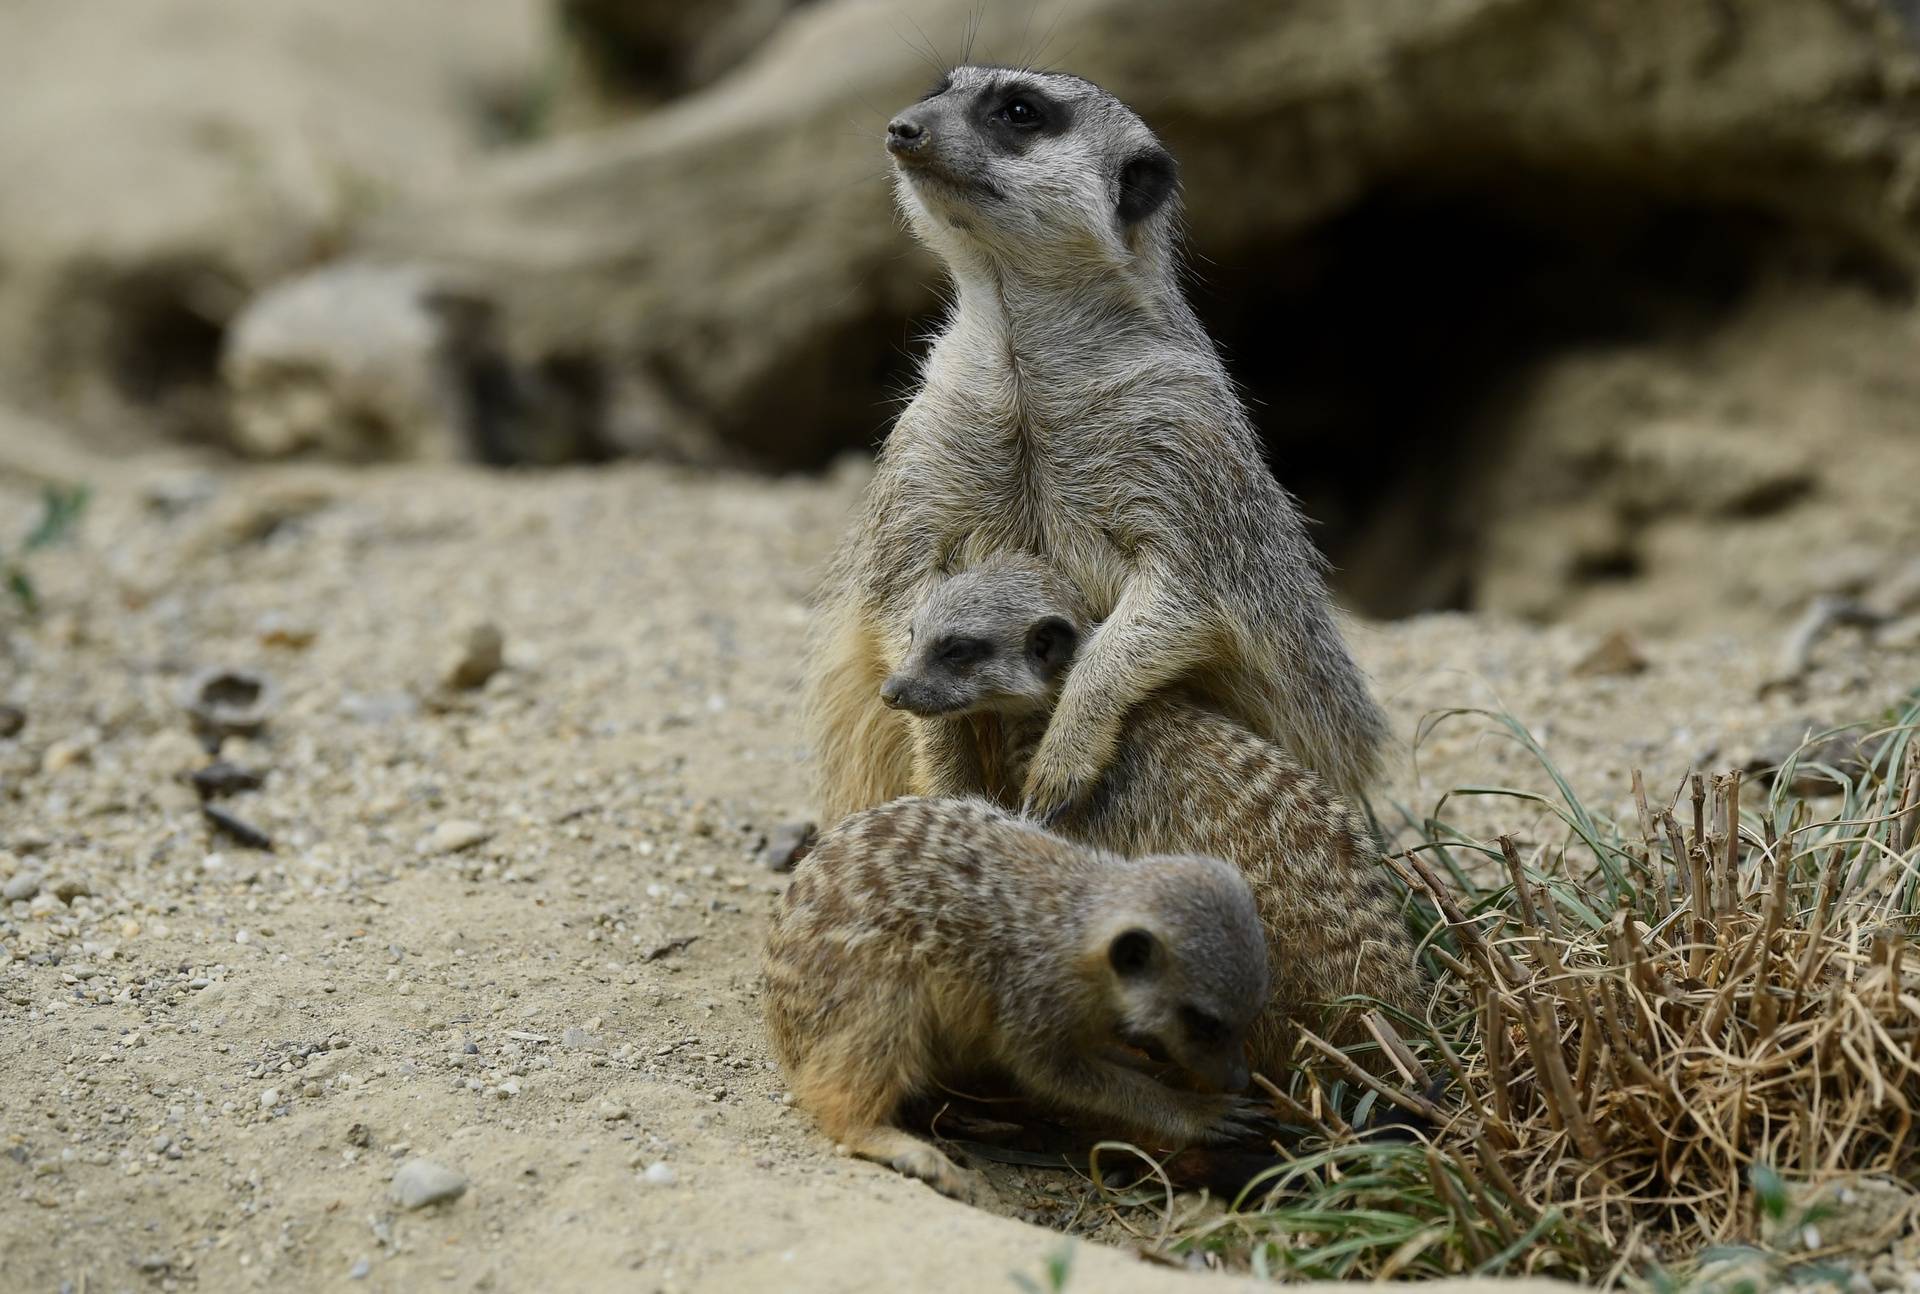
763, 795, 1271, 1204
880, 553, 1428, 1072
805, 65, 1387, 829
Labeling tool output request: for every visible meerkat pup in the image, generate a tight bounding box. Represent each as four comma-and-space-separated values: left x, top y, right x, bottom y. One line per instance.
881, 554, 1428, 1073
805, 65, 1387, 829
762, 795, 1271, 1204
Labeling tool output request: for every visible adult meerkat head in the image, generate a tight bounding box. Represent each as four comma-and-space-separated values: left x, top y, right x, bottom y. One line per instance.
1085, 855, 1270, 1096
880, 552, 1084, 718
884, 66, 1180, 279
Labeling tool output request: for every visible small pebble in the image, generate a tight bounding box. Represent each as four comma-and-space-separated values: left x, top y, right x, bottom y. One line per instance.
390, 1158, 468, 1209
204, 805, 273, 851
259, 1088, 281, 1109
642, 1162, 678, 1187
444, 623, 506, 691
190, 761, 267, 800
425, 820, 491, 855
41, 738, 91, 774
349, 1257, 372, 1281
3, 872, 42, 903
181, 667, 276, 741
49, 877, 90, 904
758, 820, 816, 873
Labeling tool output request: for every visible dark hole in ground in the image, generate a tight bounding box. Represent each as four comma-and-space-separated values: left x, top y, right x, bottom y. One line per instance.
197, 673, 262, 709
45, 257, 240, 444
1188, 173, 1898, 619
101, 264, 230, 410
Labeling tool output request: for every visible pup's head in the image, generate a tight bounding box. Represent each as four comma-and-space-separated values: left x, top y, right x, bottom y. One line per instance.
1084, 854, 1270, 1095
884, 65, 1181, 280
880, 553, 1083, 718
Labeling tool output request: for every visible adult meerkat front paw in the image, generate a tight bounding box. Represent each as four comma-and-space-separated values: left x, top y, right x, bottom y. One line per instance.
1019, 734, 1111, 824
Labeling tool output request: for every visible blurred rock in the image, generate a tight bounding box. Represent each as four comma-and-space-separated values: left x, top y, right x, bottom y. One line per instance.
204, 805, 274, 851
190, 762, 267, 801
221, 264, 480, 462
0, 705, 23, 739
222, 260, 710, 465
553, 0, 810, 124
1474, 294, 1920, 631
376, 0, 1920, 474
181, 668, 276, 744
444, 624, 506, 691
1572, 630, 1650, 679
0, 0, 545, 448
425, 820, 492, 856
1880, 613, 1920, 649
758, 820, 816, 872
390, 1158, 468, 1210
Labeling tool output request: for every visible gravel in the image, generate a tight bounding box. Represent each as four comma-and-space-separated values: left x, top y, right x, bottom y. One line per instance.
1, 453, 1913, 1290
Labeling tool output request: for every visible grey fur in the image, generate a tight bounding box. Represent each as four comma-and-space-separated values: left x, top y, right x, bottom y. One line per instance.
805, 64, 1386, 828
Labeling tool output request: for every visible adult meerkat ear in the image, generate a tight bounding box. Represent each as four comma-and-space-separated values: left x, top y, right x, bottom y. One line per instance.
1026, 615, 1080, 673
1108, 927, 1159, 977
1116, 147, 1179, 226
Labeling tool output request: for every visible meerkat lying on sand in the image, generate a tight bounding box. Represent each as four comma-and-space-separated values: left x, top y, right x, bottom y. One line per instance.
763, 795, 1271, 1203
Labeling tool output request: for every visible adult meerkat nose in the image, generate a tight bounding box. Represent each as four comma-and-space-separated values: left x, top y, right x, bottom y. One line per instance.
879, 676, 908, 708
885, 114, 930, 157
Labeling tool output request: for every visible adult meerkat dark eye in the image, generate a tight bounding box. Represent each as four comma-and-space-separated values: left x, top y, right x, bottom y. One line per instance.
999, 98, 1043, 129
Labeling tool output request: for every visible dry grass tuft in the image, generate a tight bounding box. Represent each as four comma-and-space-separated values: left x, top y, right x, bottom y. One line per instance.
1160, 692, 1920, 1284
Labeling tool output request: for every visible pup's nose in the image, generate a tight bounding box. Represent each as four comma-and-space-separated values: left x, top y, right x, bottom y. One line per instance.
879, 677, 906, 708
886, 115, 928, 153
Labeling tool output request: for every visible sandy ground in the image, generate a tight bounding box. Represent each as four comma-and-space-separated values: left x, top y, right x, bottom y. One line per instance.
1, 451, 1916, 1293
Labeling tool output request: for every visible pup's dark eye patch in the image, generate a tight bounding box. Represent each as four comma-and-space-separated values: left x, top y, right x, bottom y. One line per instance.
1180, 1006, 1227, 1045
938, 637, 991, 667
